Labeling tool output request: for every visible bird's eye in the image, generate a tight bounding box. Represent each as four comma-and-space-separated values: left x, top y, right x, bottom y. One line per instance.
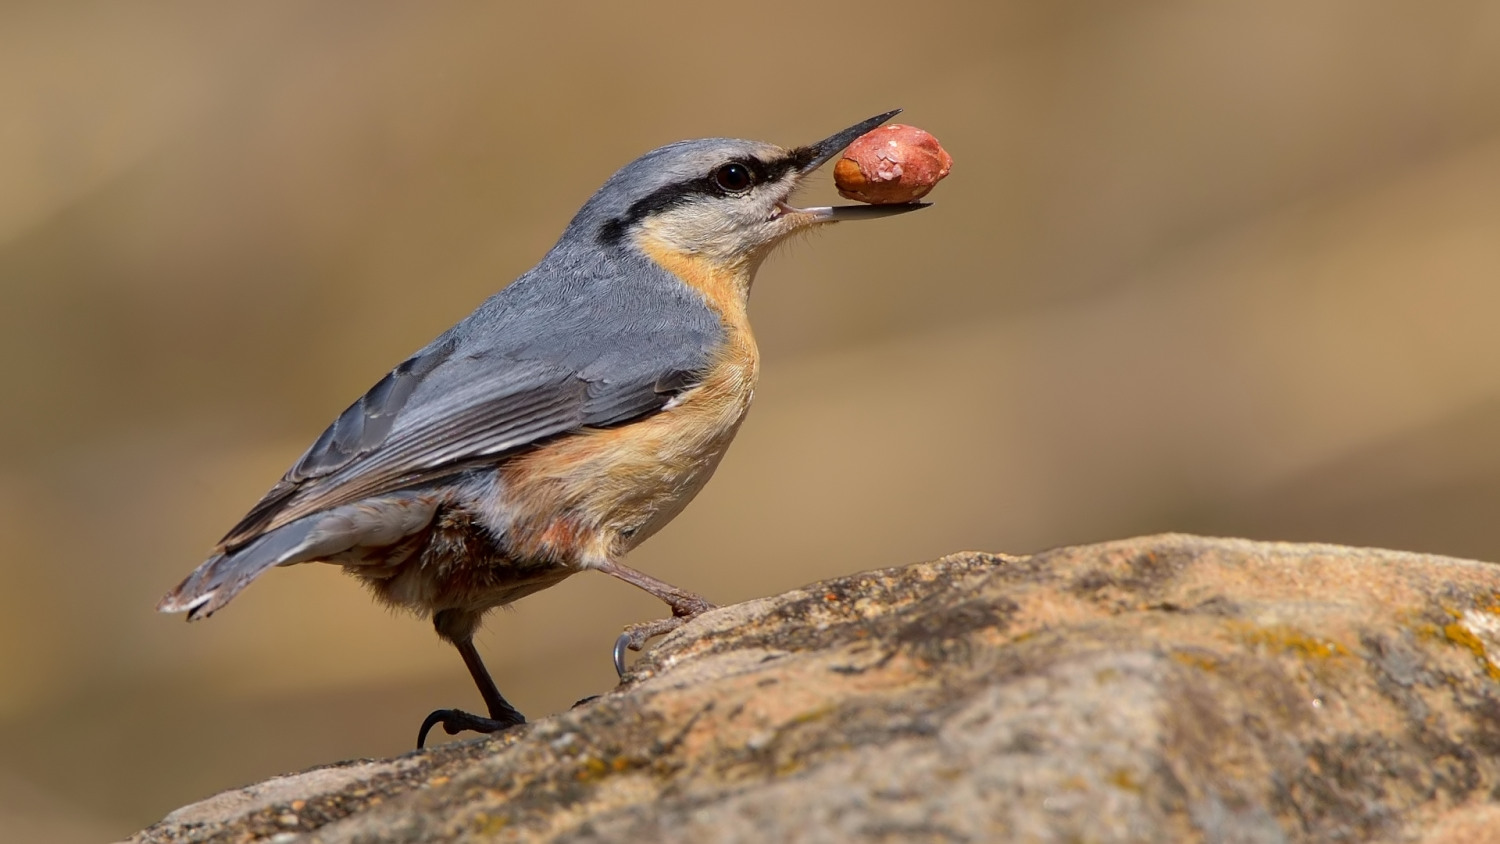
713, 162, 754, 193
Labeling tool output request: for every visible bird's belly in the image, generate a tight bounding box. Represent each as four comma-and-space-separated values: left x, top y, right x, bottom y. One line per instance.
608, 410, 745, 550
495, 346, 758, 567
348, 502, 575, 616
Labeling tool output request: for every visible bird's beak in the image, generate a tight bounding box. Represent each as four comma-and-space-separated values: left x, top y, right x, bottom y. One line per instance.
797, 109, 904, 174
784, 109, 932, 222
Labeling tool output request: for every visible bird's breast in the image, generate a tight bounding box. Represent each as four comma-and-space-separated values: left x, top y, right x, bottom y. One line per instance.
497, 240, 761, 567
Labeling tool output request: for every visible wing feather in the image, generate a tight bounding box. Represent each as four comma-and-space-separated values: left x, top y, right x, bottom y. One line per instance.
217, 258, 724, 551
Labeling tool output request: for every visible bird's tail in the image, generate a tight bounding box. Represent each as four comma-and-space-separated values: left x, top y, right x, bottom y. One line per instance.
157, 518, 328, 620
157, 492, 442, 620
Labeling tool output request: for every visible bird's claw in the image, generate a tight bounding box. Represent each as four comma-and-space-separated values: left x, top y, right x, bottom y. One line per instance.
613, 632, 632, 679
416, 707, 525, 749
612, 600, 717, 680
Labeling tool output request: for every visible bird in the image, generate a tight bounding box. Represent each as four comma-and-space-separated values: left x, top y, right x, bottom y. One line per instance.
158, 109, 928, 748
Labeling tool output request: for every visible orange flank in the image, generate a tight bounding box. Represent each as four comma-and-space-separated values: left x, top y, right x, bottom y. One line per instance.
498, 232, 761, 568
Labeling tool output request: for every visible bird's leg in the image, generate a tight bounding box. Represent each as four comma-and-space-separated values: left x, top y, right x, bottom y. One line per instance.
597, 559, 716, 678
417, 613, 526, 748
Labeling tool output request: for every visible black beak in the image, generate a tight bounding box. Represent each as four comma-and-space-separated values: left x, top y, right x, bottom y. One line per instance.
797, 109, 905, 174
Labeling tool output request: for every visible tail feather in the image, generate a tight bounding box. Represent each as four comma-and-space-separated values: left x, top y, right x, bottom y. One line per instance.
157, 518, 324, 620
158, 491, 443, 620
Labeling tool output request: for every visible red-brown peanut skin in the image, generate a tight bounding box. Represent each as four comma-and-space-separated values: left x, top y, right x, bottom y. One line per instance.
834, 124, 953, 204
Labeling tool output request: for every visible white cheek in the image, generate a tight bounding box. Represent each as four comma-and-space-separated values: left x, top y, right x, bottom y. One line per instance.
647, 201, 782, 260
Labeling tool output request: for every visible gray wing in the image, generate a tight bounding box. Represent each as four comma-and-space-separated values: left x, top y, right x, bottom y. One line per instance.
219, 264, 721, 550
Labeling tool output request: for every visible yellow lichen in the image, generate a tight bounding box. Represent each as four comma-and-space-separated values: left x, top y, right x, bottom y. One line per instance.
576, 757, 610, 783
1170, 650, 1219, 672
774, 758, 805, 777
1442, 622, 1500, 681
471, 812, 508, 834
1414, 622, 1443, 642
788, 704, 836, 726
574, 754, 644, 783
1230, 622, 1349, 660
1108, 769, 1143, 792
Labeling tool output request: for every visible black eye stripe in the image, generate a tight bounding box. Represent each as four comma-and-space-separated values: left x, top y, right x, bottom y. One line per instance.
597, 151, 809, 245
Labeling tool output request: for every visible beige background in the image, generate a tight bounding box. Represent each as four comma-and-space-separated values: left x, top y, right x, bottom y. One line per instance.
3, 2, 1500, 839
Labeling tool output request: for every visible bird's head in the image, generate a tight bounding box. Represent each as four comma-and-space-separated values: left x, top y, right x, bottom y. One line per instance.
566, 110, 927, 282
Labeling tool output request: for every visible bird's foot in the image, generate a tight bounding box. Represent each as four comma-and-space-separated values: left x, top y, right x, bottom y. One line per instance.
612, 595, 717, 678
664, 591, 716, 620
416, 707, 525, 749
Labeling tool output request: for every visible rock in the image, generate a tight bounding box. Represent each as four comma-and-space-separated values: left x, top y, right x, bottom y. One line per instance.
128, 535, 1500, 843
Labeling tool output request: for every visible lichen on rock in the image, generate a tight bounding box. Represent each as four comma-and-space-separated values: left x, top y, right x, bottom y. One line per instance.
129, 535, 1500, 843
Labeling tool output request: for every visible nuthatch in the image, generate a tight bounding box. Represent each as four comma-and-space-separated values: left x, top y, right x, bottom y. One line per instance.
159, 110, 927, 747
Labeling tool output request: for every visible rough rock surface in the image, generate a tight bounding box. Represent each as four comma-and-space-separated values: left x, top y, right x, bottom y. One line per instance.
129, 535, 1500, 843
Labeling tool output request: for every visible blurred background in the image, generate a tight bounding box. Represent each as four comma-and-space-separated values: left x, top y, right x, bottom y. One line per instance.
4, 1, 1500, 839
